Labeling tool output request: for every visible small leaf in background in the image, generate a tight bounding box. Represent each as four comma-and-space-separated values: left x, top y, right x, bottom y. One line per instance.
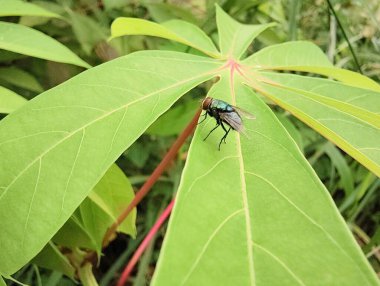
147, 98, 200, 136
322, 142, 355, 197
0, 86, 27, 114
110, 17, 220, 58
87, 164, 137, 242
54, 164, 136, 255
31, 242, 75, 279
145, 2, 199, 24
0, 22, 90, 68
0, 67, 43, 93
53, 213, 96, 250
67, 10, 108, 56
103, 0, 129, 10
0, 0, 61, 18
125, 142, 151, 169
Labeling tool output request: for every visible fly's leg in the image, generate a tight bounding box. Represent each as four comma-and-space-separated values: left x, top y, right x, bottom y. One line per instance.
220, 122, 230, 144
197, 112, 207, 125
203, 122, 220, 141
219, 123, 231, 150
223, 128, 231, 144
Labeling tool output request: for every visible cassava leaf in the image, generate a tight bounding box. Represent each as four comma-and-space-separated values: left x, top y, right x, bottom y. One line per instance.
83, 163, 137, 253
0, 51, 221, 275
111, 18, 220, 58
54, 160, 139, 255
0, 67, 43, 93
0, 86, 27, 114
251, 72, 380, 177
215, 4, 276, 59
0, 0, 61, 18
146, 98, 200, 136
243, 41, 380, 91
0, 22, 90, 68
31, 241, 75, 279
152, 72, 379, 285
67, 10, 108, 56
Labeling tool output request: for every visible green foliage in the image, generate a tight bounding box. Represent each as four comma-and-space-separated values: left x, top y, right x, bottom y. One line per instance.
0, 22, 90, 68
0, 86, 27, 114
0, 0, 379, 285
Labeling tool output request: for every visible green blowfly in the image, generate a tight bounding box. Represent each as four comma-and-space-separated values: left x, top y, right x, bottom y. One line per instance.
199, 97, 255, 150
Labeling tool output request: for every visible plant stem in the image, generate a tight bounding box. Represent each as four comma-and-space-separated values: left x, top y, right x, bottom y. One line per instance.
116, 199, 175, 286
326, 0, 363, 74
102, 109, 201, 247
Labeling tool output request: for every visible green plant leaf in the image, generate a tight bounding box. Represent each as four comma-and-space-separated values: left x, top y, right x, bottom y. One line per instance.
67, 10, 108, 56
0, 67, 43, 93
110, 18, 220, 58
0, 51, 220, 276
0, 22, 90, 68
215, 4, 275, 59
252, 72, 380, 177
0, 86, 27, 114
0, 0, 61, 18
243, 41, 380, 91
146, 98, 200, 136
146, 2, 199, 24
31, 241, 75, 279
84, 163, 137, 252
152, 72, 378, 285
321, 142, 354, 197
53, 211, 97, 250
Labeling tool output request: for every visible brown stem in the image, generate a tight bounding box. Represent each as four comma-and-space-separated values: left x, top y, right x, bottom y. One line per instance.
102, 108, 202, 247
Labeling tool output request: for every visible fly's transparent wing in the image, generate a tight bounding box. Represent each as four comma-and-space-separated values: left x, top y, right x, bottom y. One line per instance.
233, 106, 256, 119
220, 112, 244, 132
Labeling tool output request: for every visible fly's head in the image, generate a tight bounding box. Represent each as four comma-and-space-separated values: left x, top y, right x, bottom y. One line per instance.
201, 97, 213, 111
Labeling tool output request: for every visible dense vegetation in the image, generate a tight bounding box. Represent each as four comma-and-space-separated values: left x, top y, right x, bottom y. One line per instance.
0, 0, 379, 285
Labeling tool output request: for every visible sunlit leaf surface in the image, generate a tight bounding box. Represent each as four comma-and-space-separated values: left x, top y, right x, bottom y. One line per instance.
0, 51, 220, 275
0, 86, 27, 114
152, 73, 379, 285
0, 4, 378, 284
243, 41, 380, 91
251, 72, 380, 177
111, 18, 220, 58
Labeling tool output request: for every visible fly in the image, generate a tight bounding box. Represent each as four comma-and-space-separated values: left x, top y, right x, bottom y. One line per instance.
199, 97, 255, 150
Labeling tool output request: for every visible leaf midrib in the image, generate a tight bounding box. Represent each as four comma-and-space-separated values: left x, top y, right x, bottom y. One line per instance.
0, 68, 219, 200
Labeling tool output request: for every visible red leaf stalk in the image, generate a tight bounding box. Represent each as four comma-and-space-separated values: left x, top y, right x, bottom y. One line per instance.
116, 199, 175, 286
102, 109, 201, 247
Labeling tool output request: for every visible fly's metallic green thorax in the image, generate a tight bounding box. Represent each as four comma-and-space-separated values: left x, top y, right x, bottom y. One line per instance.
210, 99, 234, 112
199, 97, 255, 150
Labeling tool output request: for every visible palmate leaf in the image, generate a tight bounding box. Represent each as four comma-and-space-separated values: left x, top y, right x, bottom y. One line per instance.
0, 51, 221, 276
152, 72, 378, 286
0, 4, 379, 285
151, 5, 379, 286
243, 41, 380, 91
0, 21, 90, 68
248, 72, 380, 177
111, 18, 220, 58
